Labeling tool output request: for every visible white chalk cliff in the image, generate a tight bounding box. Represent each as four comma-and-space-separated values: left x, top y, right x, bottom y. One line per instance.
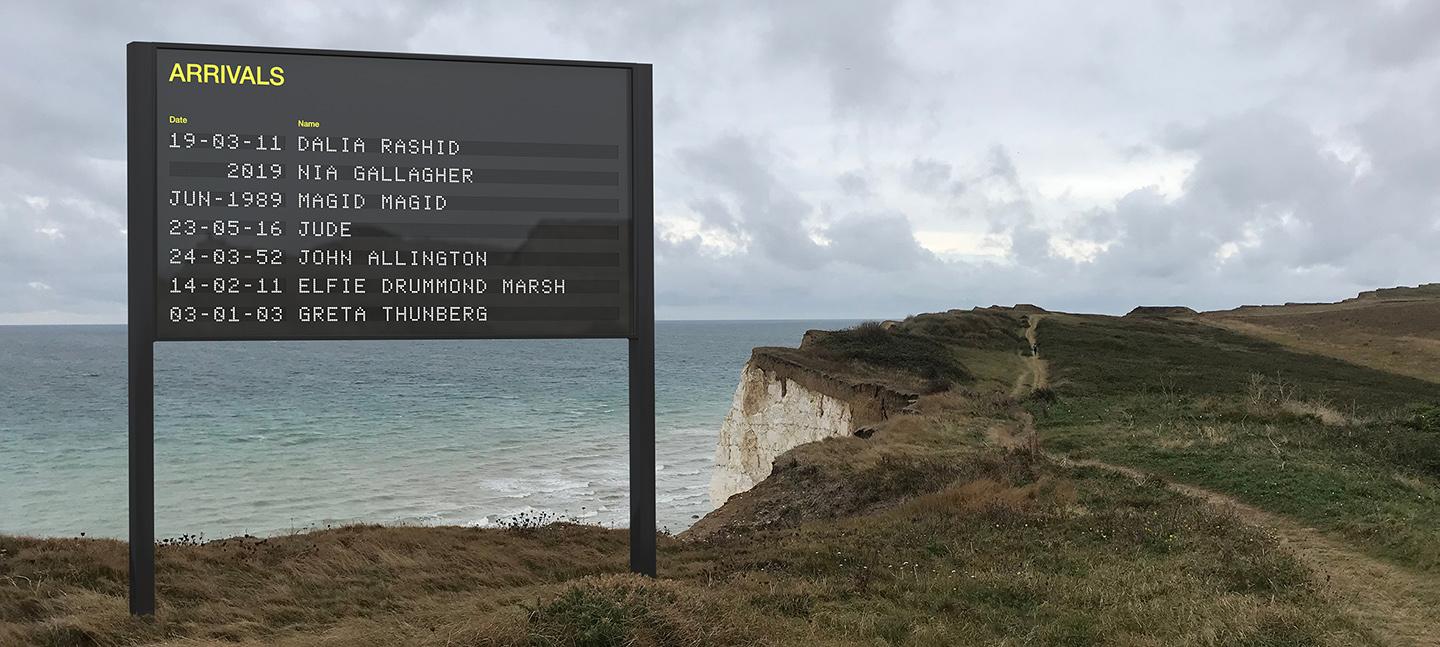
708, 364, 855, 507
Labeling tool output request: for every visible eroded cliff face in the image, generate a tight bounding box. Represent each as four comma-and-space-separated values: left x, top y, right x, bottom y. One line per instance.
708, 365, 852, 507
708, 350, 915, 508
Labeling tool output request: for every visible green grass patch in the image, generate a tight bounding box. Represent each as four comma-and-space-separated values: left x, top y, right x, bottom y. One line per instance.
662, 452, 1368, 645
1036, 315, 1440, 572
809, 321, 976, 391
1040, 315, 1437, 412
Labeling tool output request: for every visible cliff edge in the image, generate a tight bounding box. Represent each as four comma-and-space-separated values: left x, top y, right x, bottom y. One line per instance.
708, 347, 916, 507
706, 313, 1026, 509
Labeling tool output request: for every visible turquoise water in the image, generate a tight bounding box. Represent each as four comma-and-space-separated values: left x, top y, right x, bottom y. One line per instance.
0, 320, 852, 539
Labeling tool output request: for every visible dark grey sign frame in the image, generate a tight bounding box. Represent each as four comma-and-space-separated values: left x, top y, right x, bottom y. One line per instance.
127, 42, 654, 616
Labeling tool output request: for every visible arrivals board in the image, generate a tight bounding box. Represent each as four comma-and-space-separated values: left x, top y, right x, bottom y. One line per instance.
126, 44, 657, 616
141, 45, 644, 340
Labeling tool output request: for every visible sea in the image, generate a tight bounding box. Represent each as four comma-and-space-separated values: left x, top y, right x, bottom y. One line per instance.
0, 320, 854, 540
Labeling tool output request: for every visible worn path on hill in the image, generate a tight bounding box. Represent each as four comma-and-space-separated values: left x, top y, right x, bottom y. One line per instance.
1058, 457, 1440, 646
1009, 314, 1049, 398
1009, 317, 1440, 647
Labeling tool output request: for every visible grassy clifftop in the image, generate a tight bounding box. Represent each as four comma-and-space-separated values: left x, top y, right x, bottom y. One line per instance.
1038, 313, 1440, 568
1202, 284, 1440, 384
4, 295, 1438, 646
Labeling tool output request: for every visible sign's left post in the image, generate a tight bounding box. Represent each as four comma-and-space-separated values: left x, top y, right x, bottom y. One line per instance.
127, 42, 158, 617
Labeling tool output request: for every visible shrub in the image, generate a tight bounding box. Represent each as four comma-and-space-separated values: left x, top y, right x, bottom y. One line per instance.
523, 577, 753, 647
1402, 405, 1440, 434
811, 323, 974, 386
528, 584, 645, 647
903, 312, 1026, 350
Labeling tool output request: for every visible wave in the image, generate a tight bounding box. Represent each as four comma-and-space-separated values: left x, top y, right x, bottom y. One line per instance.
481, 477, 594, 497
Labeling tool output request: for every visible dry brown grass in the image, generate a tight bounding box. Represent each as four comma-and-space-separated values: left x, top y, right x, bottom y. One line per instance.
0, 524, 632, 646
5, 457, 1374, 646
1244, 373, 1366, 427
1205, 298, 1440, 384
8, 305, 1431, 645
2, 415, 1378, 646
912, 388, 1015, 418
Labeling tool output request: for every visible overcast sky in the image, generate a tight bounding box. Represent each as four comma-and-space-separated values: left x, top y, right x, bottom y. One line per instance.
1, 1, 1437, 323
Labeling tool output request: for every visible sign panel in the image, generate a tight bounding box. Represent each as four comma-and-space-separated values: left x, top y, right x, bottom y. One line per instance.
151, 47, 635, 340
129, 43, 655, 616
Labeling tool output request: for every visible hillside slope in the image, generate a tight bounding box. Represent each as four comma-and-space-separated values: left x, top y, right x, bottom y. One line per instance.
1028, 306, 1440, 646
4, 297, 1438, 646
1202, 284, 1440, 383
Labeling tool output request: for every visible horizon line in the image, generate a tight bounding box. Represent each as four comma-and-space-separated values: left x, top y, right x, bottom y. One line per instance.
0, 317, 889, 327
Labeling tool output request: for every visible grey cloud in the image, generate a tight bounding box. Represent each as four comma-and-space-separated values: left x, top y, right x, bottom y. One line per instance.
759, 2, 915, 119
0, 0, 458, 322
1085, 103, 1440, 291
677, 137, 938, 273
1344, 2, 1440, 67
541, 1, 917, 121
1244, 1, 1440, 69
906, 159, 952, 194
824, 211, 938, 271
986, 148, 1021, 186
963, 148, 1053, 267
677, 135, 826, 269
837, 171, 871, 198
687, 197, 742, 236
1, 1, 1437, 322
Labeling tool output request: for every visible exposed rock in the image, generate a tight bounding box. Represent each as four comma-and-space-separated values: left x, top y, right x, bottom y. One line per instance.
748, 350, 916, 424
708, 365, 851, 508
708, 350, 915, 508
